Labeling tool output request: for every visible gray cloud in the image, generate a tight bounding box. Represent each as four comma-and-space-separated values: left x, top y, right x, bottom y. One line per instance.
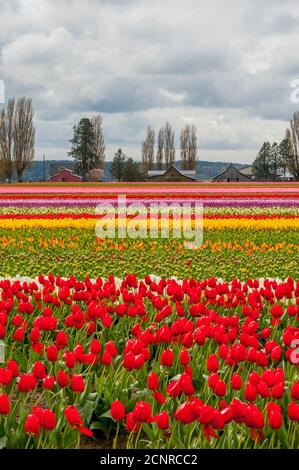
0, 0, 299, 163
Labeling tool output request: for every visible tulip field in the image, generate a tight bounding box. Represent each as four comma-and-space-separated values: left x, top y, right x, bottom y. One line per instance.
0, 182, 298, 449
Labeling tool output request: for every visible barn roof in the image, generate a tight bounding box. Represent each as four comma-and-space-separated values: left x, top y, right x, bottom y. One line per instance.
50, 165, 81, 179
49, 162, 76, 176
212, 163, 252, 181
147, 164, 196, 181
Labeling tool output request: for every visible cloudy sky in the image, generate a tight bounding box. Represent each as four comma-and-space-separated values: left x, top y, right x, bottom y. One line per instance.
0, 0, 299, 163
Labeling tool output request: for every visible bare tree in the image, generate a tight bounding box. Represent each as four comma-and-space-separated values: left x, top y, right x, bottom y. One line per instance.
13, 97, 35, 182
164, 121, 175, 167
141, 126, 155, 175
180, 125, 190, 170
180, 124, 198, 170
90, 115, 105, 169
0, 98, 15, 182
156, 127, 164, 170
286, 112, 299, 180
189, 124, 198, 170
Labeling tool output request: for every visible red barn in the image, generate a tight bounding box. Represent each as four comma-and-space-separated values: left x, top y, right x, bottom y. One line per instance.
49, 166, 81, 183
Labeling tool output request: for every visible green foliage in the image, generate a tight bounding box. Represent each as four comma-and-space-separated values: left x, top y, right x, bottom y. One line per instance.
110, 150, 143, 182
110, 148, 127, 181
253, 141, 287, 181
68, 118, 98, 178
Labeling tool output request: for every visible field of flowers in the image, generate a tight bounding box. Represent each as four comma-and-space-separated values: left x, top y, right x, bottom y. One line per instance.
0, 182, 298, 449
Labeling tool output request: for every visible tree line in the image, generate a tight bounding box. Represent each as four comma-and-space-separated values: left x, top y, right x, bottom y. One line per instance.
0, 97, 35, 182
141, 122, 198, 174
68, 116, 105, 180
253, 112, 299, 181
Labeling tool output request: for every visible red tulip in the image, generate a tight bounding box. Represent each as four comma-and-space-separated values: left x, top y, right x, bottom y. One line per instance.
32, 361, 47, 380
147, 372, 159, 391
133, 401, 152, 423
208, 373, 219, 389
101, 351, 112, 366
71, 374, 85, 393
56, 331, 68, 350
244, 383, 257, 402
0, 368, 13, 387
126, 412, 141, 433
57, 370, 69, 388
161, 349, 174, 367
214, 380, 227, 397
64, 405, 82, 428
13, 327, 25, 342
90, 338, 101, 354
43, 375, 55, 390
0, 394, 10, 415
64, 351, 76, 369
46, 345, 58, 362
291, 382, 299, 400
156, 411, 169, 430
25, 414, 40, 436
175, 402, 196, 424
267, 403, 282, 429
6, 360, 19, 378
179, 349, 190, 366
153, 391, 166, 404
180, 373, 195, 395
231, 373, 242, 390
288, 401, 299, 421
43, 409, 57, 430
111, 400, 126, 421
207, 354, 219, 372
18, 373, 37, 392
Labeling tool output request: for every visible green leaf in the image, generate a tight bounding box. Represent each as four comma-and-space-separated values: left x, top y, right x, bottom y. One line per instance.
0, 436, 7, 449
99, 409, 112, 419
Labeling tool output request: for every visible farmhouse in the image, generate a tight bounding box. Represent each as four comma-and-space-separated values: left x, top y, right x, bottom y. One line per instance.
212, 164, 253, 182
147, 164, 196, 182
49, 164, 81, 182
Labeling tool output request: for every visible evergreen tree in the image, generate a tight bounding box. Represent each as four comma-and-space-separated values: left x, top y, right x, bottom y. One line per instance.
123, 157, 143, 182
252, 142, 272, 180
68, 118, 97, 178
110, 148, 126, 181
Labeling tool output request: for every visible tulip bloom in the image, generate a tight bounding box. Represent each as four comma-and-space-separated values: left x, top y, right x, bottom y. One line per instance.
231, 373, 242, 390
111, 400, 126, 421
25, 414, 40, 437
160, 349, 174, 367
291, 382, 299, 401
133, 401, 152, 423
267, 403, 282, 429
207, 354, 219, 372
0, 394, 10, 415
71, 374, 85, 393
156, 411, 169, 430
147, 372, 159, 391
57, 370, 69, 388
288, 402, 299, 421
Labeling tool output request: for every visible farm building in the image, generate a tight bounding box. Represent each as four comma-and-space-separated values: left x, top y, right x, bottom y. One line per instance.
212, 164, 253, 182
49, 164, 81, 183
147, 164, 196, 182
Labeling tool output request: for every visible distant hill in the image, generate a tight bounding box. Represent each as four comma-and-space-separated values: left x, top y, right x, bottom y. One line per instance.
3, 159, 250, 182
